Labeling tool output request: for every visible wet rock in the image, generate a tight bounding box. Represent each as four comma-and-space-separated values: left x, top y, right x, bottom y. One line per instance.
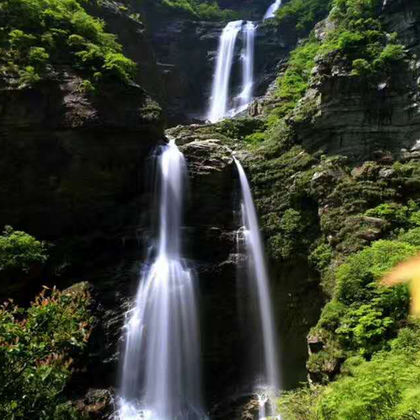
74, 388, 114, 419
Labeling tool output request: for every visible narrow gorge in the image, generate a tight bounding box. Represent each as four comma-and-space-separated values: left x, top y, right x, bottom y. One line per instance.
0, 0, 420, 419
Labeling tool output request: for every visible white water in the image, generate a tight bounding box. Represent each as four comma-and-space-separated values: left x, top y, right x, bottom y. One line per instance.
264, 0, 282, 20
239, 21, 255, 108
208, 20, 243, 123
118, 140, 204, 420
234, 158, 280, 415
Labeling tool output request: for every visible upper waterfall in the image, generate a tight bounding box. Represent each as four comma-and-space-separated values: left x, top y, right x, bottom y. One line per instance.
264, 0, 282, 20
118, 140, 204, 420
233, 21, 256, 116
208, 20, 243, 123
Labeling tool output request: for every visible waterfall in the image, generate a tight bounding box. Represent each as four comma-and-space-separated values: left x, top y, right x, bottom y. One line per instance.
239, 21, 255, 109
264, 0, 282, 20
229, 21, 256, 117
208, 20, 243, 123
118, 140, 204, 420
234, 158, 280, 415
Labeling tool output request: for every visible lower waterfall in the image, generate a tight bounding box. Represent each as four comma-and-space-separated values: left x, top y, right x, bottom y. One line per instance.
234, 158, 281, 418
118, 140, 204, 420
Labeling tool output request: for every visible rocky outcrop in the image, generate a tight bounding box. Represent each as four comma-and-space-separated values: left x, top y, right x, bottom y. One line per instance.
0, 73, 163, 239
283, 1, 420, 163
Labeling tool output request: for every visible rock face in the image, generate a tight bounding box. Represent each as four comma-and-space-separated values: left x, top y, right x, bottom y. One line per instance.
84, 0, 165, 103
286, 1, 420, 163
0, 74, 163, 239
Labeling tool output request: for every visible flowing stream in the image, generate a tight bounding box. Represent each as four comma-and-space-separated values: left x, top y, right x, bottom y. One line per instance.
234, 158, 280, 418
208, 20, 243, 123
264, 0, 282, 20
118, 140, 204, 420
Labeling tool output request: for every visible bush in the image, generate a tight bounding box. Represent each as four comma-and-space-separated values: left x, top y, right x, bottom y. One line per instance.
335, 240, 418, 305
316, 324, 420, 420
278, 384, 325, 420
309, 243, 333, 273
0, 226, 47, 273
275, 0, 333, 36
1, 0, 136, 86
0, 284, 92, 418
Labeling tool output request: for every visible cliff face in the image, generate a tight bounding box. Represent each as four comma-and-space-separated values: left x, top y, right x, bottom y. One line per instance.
269, 0, 420, 163
0, 75, 163, 240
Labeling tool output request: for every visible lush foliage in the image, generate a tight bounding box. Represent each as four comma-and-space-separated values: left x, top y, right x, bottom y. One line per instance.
0, 284, 92, 419
0, 226, 47, 273
279, 324, 420, 420
317, 324, 420, 420
0, 0, 136, 86
268, 0, 406, 123
275, 0, 333, 36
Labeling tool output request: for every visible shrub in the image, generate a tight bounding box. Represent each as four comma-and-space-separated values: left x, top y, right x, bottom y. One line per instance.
275, 0, 333, 36
278, 384, 325, 420
0, 226, 47, 273
335, 240, 418, 305
336, 285, 410, 356
0, 284, 92, 418
316, 324, 420, 420
1, 0, 136, 86
309, 243, 333, 273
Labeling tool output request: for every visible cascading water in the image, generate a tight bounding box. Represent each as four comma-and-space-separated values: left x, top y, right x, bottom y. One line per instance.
118, 140, 204, 420
231, 21, 256, 116
234, 158, 280, 418
208, 20, 243, 123
263, 0, 282, 20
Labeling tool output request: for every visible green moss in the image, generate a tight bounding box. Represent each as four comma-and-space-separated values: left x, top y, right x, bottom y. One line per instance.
214, 118, 267, 140
270, 39, 321, 122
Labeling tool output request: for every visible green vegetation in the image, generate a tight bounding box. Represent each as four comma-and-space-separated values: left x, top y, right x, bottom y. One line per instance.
0, 0, 136, 87
317, 325, 420, 419
148, 0, 238, 20
275, 0, 333, 36
269, 39, 320, 122
266, 0, 406, 123
0, 283, 92, 419
279, 323, 420, 420
0, 226, 47, 273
